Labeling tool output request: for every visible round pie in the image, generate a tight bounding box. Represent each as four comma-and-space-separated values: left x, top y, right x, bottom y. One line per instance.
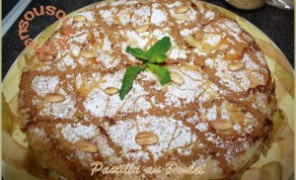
18, 0, 277, 179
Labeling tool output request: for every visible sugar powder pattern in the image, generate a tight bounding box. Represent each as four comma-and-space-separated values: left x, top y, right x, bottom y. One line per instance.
18, 0, 276, 179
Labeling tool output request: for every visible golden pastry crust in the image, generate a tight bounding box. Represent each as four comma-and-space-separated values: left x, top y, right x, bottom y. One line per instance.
18, 0, 277, 179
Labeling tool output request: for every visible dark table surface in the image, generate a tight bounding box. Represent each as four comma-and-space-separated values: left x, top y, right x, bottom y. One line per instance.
2, 0, 294, 79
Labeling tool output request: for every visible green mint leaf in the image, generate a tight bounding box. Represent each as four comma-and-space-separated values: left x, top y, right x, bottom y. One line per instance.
119, 66, 143, 100
120, 37, 172, 100
155, 54, 167, 63
148, 64, 171, 85
147, 36, 171, 62
126, 46, 148, 60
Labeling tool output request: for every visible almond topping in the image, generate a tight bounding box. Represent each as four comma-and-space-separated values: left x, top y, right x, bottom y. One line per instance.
135, 132, 159, 146
135, 25, 149, 33
104, 87, 119, 95
200, 42, 214, 53
195, 31, 203, 41
175, 5, 190, 14
44, 94, 65, 103
75, 140, 98, 153
93, 43, 101, 50
81, 50, 98, 58
227, 61, 245, 71
210, 119, 233, 131
40, 54, 54, 62
170, 72, 184, 85
249, 74, 260, 88
73, 15, 87, 22
174, 14, 190, 21
184, 35, 198, 47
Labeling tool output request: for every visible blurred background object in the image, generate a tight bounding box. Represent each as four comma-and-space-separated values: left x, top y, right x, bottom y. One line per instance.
225, 0, 294, 10
225, 0, 267, 10
2, 0, 32, 36
2, 0, 20, 19
267, 0, 294, 10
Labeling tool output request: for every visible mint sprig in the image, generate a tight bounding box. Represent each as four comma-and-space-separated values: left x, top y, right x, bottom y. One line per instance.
148, 64, 171, 85
125, 47, 148, 61
119, 36, 172, 100
119, 66, 143, 100
147, 36, 171, 62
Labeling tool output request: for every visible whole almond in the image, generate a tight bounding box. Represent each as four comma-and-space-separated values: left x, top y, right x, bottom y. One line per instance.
73, 15, 87, 22
135, 25, 149, 33
184, 35, 198, 47
175, 5, 190, 14
75, 140, 98, 153
170, 72, 184, 85
104, 87, 119, 95
227, 61, 245, 71
210, 119, 233, 131
174, 14, 190, 21
195, 31, 203, 41
249, 74, 260, 88
81, 50, 98, 58
135, 132, 159, 146
40, 54, 54, 62
44, 94, 65, 103
200, 42, 214, 53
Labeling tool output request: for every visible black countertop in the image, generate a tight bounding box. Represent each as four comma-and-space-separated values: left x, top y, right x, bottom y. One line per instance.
2, 0, 294, 79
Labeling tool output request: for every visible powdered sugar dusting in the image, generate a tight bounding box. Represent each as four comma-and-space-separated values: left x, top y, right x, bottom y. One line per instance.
32, 76, 59, 96
57, 122, 97, 143
151, 4, 167, 26
84, 88, 108, 118
106, 116, 196, 162
56, 54, 77, 71
196, 122, 208, 132
165, 67, 204, 106
40, 92, 76, 119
